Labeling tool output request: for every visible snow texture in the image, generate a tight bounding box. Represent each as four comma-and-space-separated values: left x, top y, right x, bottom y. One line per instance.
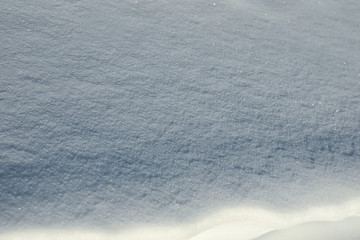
1, 0, 360, 236
1, 200, 360, 240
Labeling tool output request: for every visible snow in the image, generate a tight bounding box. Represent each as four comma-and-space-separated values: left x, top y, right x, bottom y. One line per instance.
1, 0, 360, 239
1, 198, 360, 239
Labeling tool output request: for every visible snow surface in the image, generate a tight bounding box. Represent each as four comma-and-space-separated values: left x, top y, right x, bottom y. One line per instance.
1, 0, 360, 239
1, 199, 360, 240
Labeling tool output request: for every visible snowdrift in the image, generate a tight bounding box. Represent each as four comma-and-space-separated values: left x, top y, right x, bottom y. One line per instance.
1, 197, 360, 240
1, 0, 360, 236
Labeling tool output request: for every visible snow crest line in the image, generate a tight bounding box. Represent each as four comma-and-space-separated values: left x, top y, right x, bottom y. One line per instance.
1, 197, 360, 240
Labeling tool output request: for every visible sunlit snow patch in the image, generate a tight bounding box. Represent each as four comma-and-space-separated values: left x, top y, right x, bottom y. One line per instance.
254, 217, 360, 240
1, 197, 360, 240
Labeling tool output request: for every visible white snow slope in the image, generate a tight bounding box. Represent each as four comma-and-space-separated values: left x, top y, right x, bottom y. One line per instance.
1, 0, 360, 239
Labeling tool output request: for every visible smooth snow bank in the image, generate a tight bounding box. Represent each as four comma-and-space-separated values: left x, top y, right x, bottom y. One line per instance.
255, 217, 360, 240
1, 197, 360, 240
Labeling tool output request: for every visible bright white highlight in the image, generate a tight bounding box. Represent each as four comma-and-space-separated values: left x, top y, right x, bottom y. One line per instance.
255, 217, 360, 240
1, 197, 360, 240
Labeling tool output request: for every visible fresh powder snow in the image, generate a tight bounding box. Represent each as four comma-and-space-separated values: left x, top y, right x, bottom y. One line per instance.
1, 0, 359, 239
